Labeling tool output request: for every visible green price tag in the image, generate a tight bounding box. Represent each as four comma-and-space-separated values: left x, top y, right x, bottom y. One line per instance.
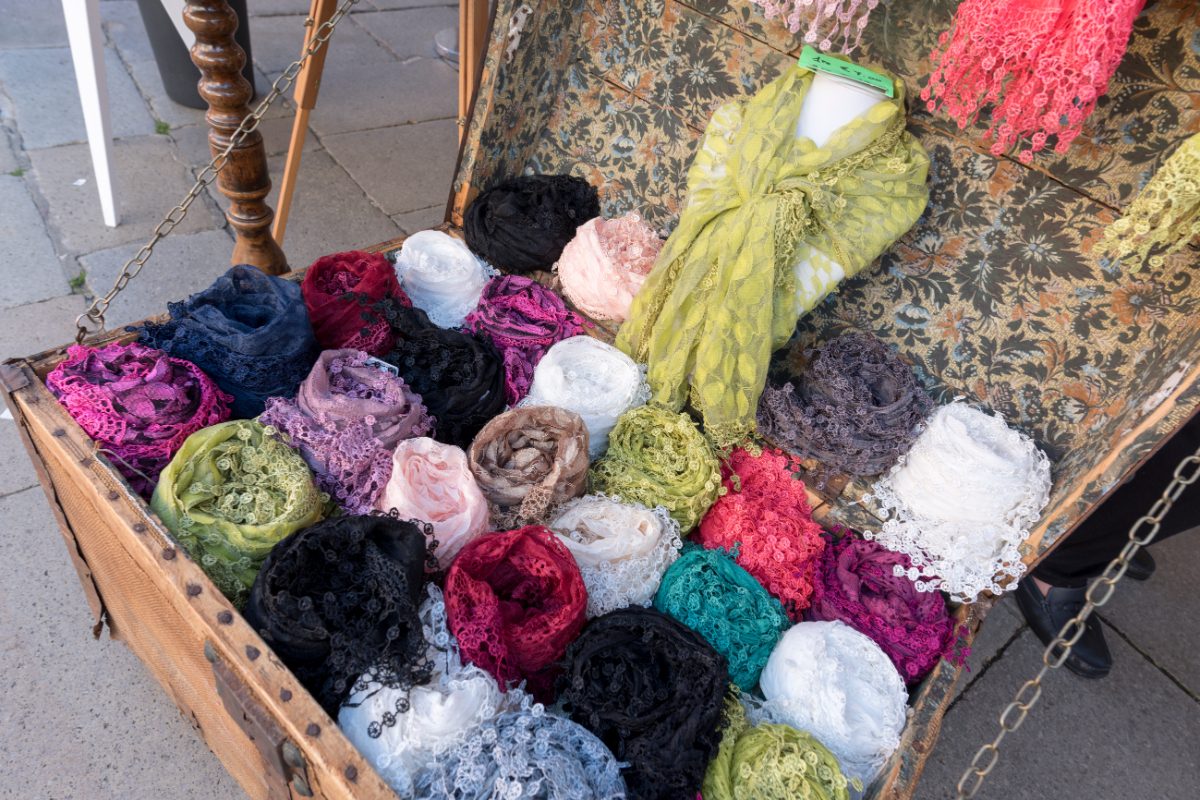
797, 46, 894, 98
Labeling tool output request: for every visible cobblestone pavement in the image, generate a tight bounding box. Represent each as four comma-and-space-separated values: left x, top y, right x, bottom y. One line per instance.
0, 3, 1196, 798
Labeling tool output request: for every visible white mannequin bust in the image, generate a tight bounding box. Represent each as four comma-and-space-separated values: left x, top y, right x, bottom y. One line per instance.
792, 70, 888, 304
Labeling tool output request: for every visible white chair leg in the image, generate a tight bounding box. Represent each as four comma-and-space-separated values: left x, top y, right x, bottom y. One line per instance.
62, 0, 119, 227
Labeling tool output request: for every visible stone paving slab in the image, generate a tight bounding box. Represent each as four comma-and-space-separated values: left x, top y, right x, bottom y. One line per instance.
0, 294, 88, 360
324, 117, 457, 214
0, 0, 69, 50
916, 628, 1200, 800
29, 135, 225, 255
0, 128, 17, 173
1100, 531, 1200, 696
0, 487, 246, 800
0, 175, 73, 309
0, 47, 155, 150
391, 203, 446, 235
365, 0, 458, 10
249, 12, 398, 79
303, 57, 456, 137
102, 0, 158, 65
0, 422, 38, 497
80, 228, 236, 329
955, 596, 1025, 700
124, 57, 210, 130
353, 6, 460, 60
173, 114, 318, 170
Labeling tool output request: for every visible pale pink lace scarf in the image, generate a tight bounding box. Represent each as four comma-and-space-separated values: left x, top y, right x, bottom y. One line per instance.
750, 1, 882, 53
556, 214, 661, 322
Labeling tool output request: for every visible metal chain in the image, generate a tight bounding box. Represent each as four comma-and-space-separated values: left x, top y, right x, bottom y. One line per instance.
956, 443, 1200, 798
74, 0, 362, 344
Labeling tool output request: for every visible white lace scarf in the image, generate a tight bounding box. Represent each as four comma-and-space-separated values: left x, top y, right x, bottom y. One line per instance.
864, 401, 1052, 602
519, 336, 651, 459
392, 230, 496, 328
548, 494, 683, 617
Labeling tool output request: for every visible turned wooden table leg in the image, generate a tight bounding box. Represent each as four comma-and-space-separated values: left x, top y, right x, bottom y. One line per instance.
184, 0, 288, 274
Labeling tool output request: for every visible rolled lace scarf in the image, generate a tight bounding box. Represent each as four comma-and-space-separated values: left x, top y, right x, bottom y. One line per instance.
243, 515, 431, 715
750, 0, 882, 54
392, 230, 494, 329
922, 0, 1145, 162
556, 213, 661, 322
463, 175, 600, 274
618, 68, 929, 448
138, 265, 319, 418
467, 406, 589, 527
589, 405, 722, 532
381, 306, 506, 448
463, 275, 586, 404
704, 698, 851, 800
47, 342, 232, 497
809, 532, 963, 685
866, 401, 1052, 602
301, 250, 409, 355
549, 495, 683, 618
260, 349, 434, 514
444, 526, 587, 696
758, 333, 931, 478
557, 607, 730, 800
519, 336, 651, 459
1095, 132, 1200, 270
376, 438, 489, 570
150, 420, 324, 606
412, 704, 627, 800
340, 585, 524, 797
654, 545, 791, 689
695, 448, 825, 620
754, 620, 908, 788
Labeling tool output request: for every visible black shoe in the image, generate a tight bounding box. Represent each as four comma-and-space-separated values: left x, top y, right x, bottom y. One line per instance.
1014, 579, 1112, 679
1125, 548, 1156, 581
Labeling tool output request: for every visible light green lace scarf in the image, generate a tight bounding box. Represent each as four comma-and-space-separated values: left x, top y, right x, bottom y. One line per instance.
151, 420, 325, 606
617, 65, 929, 447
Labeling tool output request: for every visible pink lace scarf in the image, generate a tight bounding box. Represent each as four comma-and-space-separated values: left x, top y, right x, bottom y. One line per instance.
750, 0, 882, 53
260, 349, 434, 514
556, 213, 661, 323
922, 0, 1146, 162
47, 342, 231, 497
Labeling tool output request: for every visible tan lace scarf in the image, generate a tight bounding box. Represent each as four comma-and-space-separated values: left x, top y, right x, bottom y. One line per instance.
617, 65, 929, 447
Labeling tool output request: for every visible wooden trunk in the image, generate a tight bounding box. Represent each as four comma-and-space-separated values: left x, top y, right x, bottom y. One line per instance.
5, 1, 1199, 799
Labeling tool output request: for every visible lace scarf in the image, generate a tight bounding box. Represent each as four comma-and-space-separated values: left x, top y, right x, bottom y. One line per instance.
557, 607, 730, 800
704, 698, 851, 800
808, 532, 964, 685
750, 0, 881, 53
754, 620, 908, 789
137, 265, 319, 418
411, 704, 627, 800
556, 213, 661, 322
392, 230, 495, 329
243, 515, 431, 714
47, 342, 231, 497
340, 586, 524, 796
150, 420, 324, 606
695, 448, 826, 620
922, 0, 1145, 162
518, 336, 651, 459
376, 438, 489, 570
463, 175, 600, 274
467, 406, 589, 527
444, 526, 587, 698
259, 349, 433, 514
381, 305, 506, 448
301, 250, 409, 355
463, 275, 586, 404
654, 545, 791, 689
617, 68, 929, 448
865, 401, 1052, 602
1095, 132, 1200, 270
758, 333, 931, 479
548, 495, 683, 618
589, 405, 722, 532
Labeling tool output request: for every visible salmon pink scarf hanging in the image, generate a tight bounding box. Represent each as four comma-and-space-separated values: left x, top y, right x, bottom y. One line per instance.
922, 0, 1146, 163
750, 0, 882, 53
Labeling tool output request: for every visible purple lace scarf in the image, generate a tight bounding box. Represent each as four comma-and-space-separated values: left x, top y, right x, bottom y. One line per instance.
807, 532, 966, 684
47, 341, 232, 496
260, 349, 434, 513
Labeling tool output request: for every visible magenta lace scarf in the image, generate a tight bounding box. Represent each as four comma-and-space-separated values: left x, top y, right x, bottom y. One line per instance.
47, 341, 232, 496
259, 349, 434, 514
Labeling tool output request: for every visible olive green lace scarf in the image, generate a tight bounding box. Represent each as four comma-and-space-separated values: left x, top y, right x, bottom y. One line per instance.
151, 420, 326, 606
617, 66, 929, 447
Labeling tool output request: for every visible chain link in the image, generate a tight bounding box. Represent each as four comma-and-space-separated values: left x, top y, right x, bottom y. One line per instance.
74, 0, 362, 344
956, 446, 1200, 798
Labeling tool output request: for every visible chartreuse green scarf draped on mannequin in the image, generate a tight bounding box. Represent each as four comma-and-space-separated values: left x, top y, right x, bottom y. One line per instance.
617, 65, 929, 447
